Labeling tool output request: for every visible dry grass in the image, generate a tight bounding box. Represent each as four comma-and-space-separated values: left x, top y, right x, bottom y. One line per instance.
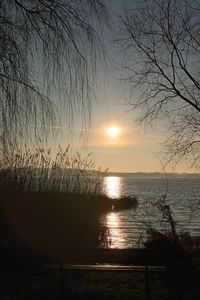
0, 146, 137, 262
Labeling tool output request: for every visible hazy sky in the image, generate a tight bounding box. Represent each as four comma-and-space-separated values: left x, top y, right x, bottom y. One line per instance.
52, 0, 195, 173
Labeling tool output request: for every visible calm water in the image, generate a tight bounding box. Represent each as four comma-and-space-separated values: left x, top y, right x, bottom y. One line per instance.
102, 176, 200, 248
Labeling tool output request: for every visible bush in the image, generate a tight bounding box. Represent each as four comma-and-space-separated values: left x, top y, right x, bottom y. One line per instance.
144, 228, 182, 252
140, 195, 200, 252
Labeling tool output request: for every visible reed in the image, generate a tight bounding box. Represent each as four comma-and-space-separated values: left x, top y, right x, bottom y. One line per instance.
0, 145, 106, 194
0, 146, 137, 259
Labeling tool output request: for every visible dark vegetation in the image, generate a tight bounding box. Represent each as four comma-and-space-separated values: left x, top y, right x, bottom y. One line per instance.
139, 195, 200, 255
0, 146, 138, 265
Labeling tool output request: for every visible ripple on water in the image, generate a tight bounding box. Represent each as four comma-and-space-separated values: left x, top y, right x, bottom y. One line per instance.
102, 176, 200, 248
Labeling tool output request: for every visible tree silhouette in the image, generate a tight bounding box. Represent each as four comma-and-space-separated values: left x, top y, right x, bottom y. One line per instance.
118, 0, 200, 169
0, 0, 109, 153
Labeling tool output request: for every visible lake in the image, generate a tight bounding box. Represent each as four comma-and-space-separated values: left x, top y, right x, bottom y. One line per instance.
102, 176, 200, 248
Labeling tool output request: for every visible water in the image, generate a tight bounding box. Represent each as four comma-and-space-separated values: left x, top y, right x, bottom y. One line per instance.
102, 176, 200, 248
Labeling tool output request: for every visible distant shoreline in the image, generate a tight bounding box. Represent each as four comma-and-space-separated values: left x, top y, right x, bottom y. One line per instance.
105, 172, 199, 178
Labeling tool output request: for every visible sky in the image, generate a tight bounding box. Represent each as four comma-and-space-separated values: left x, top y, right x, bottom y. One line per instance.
51, 0, 195, 174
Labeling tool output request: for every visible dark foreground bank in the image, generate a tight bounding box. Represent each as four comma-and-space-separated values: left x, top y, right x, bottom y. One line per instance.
0, 256, 200, 300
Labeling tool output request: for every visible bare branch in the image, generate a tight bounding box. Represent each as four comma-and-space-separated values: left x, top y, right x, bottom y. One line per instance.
117, 0, 200, 168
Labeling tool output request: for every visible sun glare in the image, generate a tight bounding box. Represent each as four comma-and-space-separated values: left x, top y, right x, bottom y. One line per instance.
107, 127, 120, 137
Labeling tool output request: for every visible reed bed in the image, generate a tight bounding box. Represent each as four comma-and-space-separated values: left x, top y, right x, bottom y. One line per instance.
0, 145, 106, 194
0, 146, 137, 262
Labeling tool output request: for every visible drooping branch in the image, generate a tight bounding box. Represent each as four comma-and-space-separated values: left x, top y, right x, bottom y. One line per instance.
0, 0, 109, 152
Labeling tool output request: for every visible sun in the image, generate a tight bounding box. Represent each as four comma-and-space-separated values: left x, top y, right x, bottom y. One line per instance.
107, 126, 120, 137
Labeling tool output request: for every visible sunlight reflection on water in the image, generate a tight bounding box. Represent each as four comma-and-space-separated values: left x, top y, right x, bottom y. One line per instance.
103, 176, 121, 199
106, 211, 131, 248
102, 177, 131, 248
101, 176, 200, 249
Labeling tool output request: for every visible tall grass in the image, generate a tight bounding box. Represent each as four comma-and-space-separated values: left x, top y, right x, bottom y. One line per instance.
0, 145, 107, 194
0, 146, 137, 261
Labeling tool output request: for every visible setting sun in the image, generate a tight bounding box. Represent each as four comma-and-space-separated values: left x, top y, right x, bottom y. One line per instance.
107, 127, 120, 137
